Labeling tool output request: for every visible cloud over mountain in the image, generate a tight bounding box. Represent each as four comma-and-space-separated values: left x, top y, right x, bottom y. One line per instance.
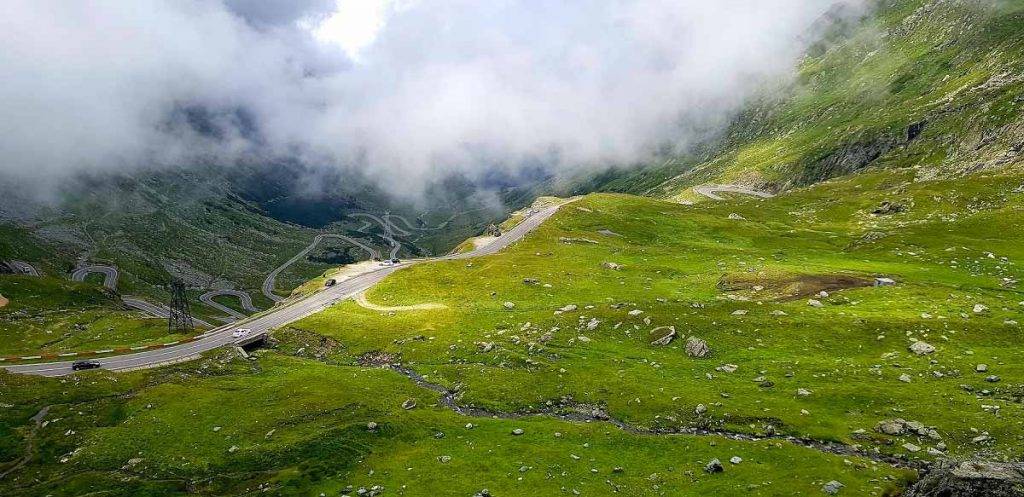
0, 0, 863, 194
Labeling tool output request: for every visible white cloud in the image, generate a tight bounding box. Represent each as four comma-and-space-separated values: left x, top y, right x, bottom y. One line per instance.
0, 0, 865, 196
308, 0, 405, 61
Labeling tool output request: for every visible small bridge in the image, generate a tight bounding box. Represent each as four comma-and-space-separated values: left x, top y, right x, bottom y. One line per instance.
236, 330, 269, 348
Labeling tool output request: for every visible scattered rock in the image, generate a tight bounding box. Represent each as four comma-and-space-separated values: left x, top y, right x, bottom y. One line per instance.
511, 428, 525, 436
875, 419, 908, 436
822, 480, 845, 495
602, 262, 623, 270
366, 422, 378, 431
909, 341, 936, 355
401, 399, 417, 410
503, 302, 516, 310
559, 237, 598, 245
704, 459, 724, 473
727, 213, 745, 220
899, 373, 913, 383
685, 337, 710, 358
476, 342, 495, 352
872, 201, 905, 215
522, 278, 540, 285
729, 456, 742, 464
628, 309, 644, 316
874, 277, 897, 286
808, 299, 824, 308
973, 304, 989, 314
796, 388, 812, 397
716, 364, 738, 373
903, 443, 921, 452
649, 326, 677, 346
694, 403, 707, 415
559, 304, 578, 312
732, 309, 748, 316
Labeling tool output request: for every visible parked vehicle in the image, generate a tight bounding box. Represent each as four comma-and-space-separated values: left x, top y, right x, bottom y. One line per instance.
232, 328, 252, 338
325, 278, 337, 287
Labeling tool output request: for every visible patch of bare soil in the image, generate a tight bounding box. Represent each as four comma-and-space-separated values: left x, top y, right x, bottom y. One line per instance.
355, 291, 446, 312
718, 272, 874, 300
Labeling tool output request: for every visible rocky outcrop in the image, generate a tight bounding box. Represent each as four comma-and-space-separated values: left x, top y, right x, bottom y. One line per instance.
906, 460, 1024, 497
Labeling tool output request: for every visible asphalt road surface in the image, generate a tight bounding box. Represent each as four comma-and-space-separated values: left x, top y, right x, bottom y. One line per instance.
122, 297, 213, 328
71, 265, 119, 289
352, 212, 402, 257
5, 203, 562, 377
693, 184, 775, 201
10, 261, 39, 276
70, 264, 212, 327
199, 290, 259, 320
261, 234, 381, 302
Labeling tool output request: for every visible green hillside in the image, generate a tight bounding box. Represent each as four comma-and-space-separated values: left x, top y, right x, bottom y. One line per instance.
2, 1, 1024, 495
594, 0, 1024, 200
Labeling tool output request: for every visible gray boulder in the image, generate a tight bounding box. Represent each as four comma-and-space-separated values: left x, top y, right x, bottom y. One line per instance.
685, 337, 710, 358
906, 460, 1024, 497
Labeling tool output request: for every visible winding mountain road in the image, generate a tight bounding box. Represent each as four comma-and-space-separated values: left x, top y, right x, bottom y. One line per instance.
10, 261, 39, 276
261, 234, 381, 302
352, 212, 402, 257
384, 214, 423, 232
199, 290, 259, 320
71, 265, 119, 289
70, 264, 211, 327
4, 202, 564, 377
693, 184, 774, 201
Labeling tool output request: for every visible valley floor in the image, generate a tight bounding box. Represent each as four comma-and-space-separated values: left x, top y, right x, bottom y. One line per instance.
1, 167, 1022, 495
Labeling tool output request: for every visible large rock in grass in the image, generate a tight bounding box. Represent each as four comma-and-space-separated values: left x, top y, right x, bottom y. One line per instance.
685, 337, 710, 358
875, 419, 909, 436
649, 326, 677, 346
905, 460, 1024, 497
909, 341, 936, 355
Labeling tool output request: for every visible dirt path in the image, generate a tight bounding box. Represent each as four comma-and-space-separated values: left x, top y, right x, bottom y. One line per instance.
354, 291, 446, 312
694, 184, 774, 201
0, 405, 50, 479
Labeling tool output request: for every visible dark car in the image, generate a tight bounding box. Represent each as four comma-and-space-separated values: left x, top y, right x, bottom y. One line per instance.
71, 360, 101, 371
391, 258, 400, 264
325, 278, 337, 287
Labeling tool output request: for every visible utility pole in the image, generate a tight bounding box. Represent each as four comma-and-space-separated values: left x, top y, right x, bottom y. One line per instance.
168, 279, 195, 334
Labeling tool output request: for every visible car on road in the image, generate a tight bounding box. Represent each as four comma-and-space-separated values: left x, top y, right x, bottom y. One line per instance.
232, 328, 252, 338
391, 258, 400, 264
71, 360, 101, 371
380, 260, 394, 266
325, 278, 337, 287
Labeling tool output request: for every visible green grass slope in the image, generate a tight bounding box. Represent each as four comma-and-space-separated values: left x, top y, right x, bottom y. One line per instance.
4, 164, 1019, 495
641, 0, 1024, 199
0, 276, 185, 356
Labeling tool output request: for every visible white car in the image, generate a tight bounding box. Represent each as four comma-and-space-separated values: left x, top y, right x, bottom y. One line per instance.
232, 328, 252, 338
